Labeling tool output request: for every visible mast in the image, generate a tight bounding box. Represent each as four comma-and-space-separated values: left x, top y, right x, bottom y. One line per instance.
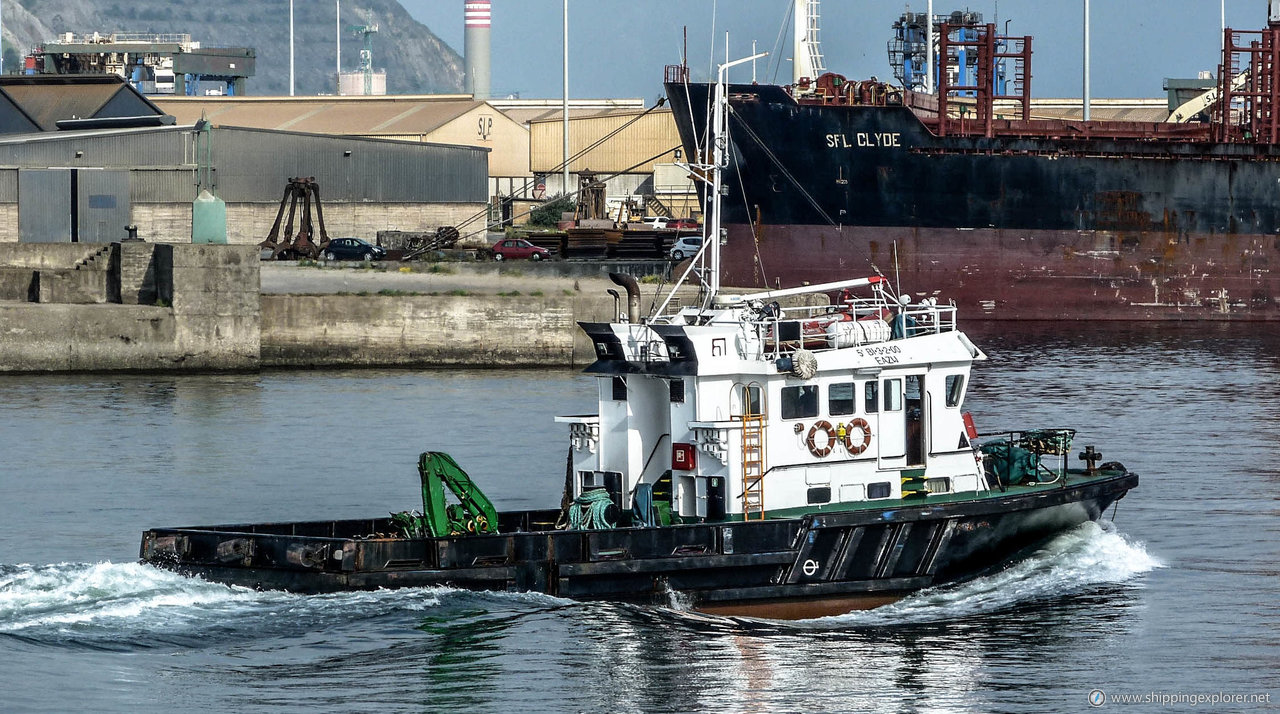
654, 52, 766, 317
792, 0, 825, 83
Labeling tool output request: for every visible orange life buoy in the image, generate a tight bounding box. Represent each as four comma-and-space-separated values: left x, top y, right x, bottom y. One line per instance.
844, 418, 872, 455
806, 420, 837, 458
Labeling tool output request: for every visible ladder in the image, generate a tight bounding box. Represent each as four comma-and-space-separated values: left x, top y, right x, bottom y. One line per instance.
741, 412, 766, 520
645, 194, 673, 218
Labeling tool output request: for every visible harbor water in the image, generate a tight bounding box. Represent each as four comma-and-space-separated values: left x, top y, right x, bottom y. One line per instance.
0, 323, 1276, 712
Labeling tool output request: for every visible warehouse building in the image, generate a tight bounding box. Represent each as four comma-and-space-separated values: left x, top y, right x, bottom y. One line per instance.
158, 95, 530, 199
529, 108, 697, 219
0, 123, 487, 245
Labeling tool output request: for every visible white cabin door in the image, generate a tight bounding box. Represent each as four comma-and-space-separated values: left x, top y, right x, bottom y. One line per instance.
877, 376, 906, 469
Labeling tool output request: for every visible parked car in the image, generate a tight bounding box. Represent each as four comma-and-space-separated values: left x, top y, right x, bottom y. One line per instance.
642, 216, 670, 230
668, 218, 701, 229
323, 238, 386, 261
669, 235, 704, 260
490, 238, 551, 261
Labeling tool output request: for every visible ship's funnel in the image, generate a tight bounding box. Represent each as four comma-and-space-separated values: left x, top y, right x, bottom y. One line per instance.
464, 0, 491, 99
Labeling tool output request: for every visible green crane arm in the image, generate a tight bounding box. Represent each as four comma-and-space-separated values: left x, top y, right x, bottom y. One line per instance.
417, 452, 499, 537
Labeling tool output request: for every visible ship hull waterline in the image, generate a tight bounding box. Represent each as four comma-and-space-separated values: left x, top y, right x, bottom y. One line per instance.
721, 223, 1277, 321
141, 472, 1136, 620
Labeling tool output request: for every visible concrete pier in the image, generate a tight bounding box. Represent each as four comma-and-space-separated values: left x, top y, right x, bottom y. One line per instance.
0, 243, 259, 372
0, 245, 688, 372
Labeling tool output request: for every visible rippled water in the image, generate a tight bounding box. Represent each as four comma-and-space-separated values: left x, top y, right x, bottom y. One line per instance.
1, 323, 1276, 712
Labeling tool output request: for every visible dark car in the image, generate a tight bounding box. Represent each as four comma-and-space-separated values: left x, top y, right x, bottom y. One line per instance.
324, 238, 386, 261
490, 238, 551, 261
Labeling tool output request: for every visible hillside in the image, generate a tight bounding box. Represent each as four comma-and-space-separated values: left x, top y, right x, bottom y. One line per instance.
6, 0, 463, 96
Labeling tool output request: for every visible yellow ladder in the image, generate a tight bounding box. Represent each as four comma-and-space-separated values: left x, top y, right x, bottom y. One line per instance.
741, 412, 766, 520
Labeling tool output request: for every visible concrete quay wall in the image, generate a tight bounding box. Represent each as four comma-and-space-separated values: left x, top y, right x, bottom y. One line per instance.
261, 293, 615, 368
0, 244, 259, 373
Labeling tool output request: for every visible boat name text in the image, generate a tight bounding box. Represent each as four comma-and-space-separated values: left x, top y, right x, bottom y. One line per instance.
856, 344, 902, 365
826, 132, 902, 149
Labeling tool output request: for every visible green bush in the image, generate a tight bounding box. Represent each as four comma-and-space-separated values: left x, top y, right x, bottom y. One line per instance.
528, 195, 573, 228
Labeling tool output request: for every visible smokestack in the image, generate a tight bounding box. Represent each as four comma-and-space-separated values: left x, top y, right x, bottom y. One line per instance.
464, 0, 491, 100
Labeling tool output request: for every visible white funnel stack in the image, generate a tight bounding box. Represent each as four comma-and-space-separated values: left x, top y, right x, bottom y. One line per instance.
465, 0, 491, 99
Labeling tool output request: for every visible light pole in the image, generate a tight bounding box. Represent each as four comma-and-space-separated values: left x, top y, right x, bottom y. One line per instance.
1082, 0, 1090, 121
337, 0, 342, 90
562, 0, 570, 197
290, 0, 296, 96
926, 0, 933, 93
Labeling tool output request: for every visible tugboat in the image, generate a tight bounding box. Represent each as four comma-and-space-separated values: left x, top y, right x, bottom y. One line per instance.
140, 56, 1138, 619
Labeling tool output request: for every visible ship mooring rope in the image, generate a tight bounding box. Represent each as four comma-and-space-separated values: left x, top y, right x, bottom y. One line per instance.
569, 488, 616, 530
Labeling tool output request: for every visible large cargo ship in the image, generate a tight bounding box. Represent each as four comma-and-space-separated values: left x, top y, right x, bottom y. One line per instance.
665, 4, 1280, 320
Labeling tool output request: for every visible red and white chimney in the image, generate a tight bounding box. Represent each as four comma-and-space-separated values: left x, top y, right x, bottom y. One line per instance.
464, 0, 491, 99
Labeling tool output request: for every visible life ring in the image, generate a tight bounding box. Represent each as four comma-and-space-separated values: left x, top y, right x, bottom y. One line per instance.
844, 418, 872, 455
806, 420, 837, 458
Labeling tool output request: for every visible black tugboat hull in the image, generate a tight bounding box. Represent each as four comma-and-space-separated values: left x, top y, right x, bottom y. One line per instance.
141, 472, 1136, 619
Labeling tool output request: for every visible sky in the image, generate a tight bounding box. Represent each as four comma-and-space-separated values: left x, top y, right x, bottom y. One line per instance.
398, 0, 1263, 101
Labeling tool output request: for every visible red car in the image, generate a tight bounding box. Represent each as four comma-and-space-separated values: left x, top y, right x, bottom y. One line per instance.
668, 218, 700, 229
490, 238, 551, 261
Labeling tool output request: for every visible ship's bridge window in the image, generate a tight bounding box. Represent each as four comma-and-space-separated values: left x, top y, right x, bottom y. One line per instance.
781, 385, 819, 420
864, 381, 879, 414
829, 382, 856, 416
945, 374, 966, 407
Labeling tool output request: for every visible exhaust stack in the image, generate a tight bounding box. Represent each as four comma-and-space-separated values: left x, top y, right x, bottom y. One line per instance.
609, 273, 641, 324
464, 0, 491, 99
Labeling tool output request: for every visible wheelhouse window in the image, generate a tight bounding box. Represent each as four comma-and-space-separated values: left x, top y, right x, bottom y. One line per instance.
883, 379, 902, 412
867, 482, 892, 499
945, 374, 965, 407
829, 382, 856, 416
864, 381, 879, 414
611, 376, 627, 401
781, 385, 819, 420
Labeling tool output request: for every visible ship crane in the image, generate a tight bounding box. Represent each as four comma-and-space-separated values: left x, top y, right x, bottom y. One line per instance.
349, 16, 379, 96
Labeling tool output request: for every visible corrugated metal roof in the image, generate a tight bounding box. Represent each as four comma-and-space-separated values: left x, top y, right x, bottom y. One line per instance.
1, 83, 121, 131
0, 124, 488, 203
503, 106, 646, 126
530, 110, 681, 173
157, 97, 485, 136
0, 75, 167, 132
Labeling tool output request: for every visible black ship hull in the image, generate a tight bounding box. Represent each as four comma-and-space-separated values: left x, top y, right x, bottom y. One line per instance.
666, 82, 1280, 320
141, 471, 1136, 619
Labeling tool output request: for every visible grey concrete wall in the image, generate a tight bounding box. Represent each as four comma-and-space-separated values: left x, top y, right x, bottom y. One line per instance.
261, 293, 615, 367
0, 244, 260, 372
131, 202, 488, 245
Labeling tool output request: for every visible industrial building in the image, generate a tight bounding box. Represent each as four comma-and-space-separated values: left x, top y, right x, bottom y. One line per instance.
0, 74, 172, 134
158, 95, 528, 200
0, 121, 487, 245
29, 33, 255, 97
529, 108, 697, 219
